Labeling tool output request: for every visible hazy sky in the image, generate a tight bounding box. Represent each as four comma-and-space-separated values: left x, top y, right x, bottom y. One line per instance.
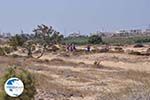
0, 0, 150, 35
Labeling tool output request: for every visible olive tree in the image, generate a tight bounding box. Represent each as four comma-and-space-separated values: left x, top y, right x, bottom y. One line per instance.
9, 24, 64, 58
88, 35, 103, 44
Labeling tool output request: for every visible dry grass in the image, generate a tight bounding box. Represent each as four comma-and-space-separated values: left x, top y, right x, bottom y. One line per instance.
0, 45, 150, 100
96, 70, 150, 100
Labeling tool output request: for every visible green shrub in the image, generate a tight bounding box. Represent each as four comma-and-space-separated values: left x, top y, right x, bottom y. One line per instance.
128, 50, 141, 55
0, 47, 13, 56
99, 48, 109, 53
134, 44, 144, 48
9, 34, 27, 48
63, 36, 89, 45
88, 35, 103, 44
0, 66, 36, 100
4, 47, 13, 54
93, 61, 103, 68
0, 47, 5, 56
147, 48, 150, 53
114, 47, 124, 53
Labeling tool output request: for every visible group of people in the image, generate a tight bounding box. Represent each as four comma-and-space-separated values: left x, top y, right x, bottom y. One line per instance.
66, 44, 76, 52
66, 44, 91, 52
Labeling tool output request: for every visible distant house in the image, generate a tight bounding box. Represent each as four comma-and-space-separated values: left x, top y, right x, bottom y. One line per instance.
1, 33, 11, 38
68, 32, 82, 37
129, 29, 142, 34
113, 30, 130, 37
143, 29, 150, 36
91, 31, 107, 37
117, 30, 129, 34
114, 29, 143, 37
145, 29, 150, 33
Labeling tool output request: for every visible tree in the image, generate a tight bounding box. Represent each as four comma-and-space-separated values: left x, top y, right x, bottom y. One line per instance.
9, 34, 28, 49
8, 24, 64, 58
33, 24, 63, 45
88, 35, 103, 44
25, 24, 64, 58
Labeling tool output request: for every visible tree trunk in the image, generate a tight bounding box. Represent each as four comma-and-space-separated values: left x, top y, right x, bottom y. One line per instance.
27, 48, 32, 58
36, 45, 46, 59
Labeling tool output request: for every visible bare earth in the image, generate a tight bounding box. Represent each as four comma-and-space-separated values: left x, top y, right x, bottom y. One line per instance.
0, 46, 150, 100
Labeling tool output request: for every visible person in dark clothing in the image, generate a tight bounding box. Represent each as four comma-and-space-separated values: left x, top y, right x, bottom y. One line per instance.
87, 45, 91, 52
66, 44, 70, 51
72, 44, 76, 51
69, 44, 73, 52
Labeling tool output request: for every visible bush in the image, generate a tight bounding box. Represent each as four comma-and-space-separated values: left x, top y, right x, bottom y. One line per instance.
147, 48, 150, 53
93, 61, 103, 68
0, 47, 13, 56
128, 50, 141, 55
11, 54, 22, 58
0, 47, 5, 56
4, 47, 13, 54
99, 47, 109, 53
9, 34, 28, 48
133, 44, 144, 48
135, 38, 150, 43
88, 35, 103, 44
0, 66, 36, 100
114, 47, 124, 53
63, 36, 89, 45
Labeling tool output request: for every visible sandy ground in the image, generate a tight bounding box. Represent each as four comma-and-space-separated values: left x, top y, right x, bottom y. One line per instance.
40, 52, 150, 72
0, 46, 150, 100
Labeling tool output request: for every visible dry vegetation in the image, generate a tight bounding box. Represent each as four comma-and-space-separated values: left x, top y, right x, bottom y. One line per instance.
0, 45, 150, 100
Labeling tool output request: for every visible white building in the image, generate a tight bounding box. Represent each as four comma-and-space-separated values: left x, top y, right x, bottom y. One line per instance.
145, 29, 150, 33
129, 29, 142, 34
68, 32, 82, 37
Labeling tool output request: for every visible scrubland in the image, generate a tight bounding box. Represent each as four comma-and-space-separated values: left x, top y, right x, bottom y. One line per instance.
0, 45, 150, 100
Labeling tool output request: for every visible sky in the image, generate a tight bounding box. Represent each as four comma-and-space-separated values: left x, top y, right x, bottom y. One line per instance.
0, 0, 150, 35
